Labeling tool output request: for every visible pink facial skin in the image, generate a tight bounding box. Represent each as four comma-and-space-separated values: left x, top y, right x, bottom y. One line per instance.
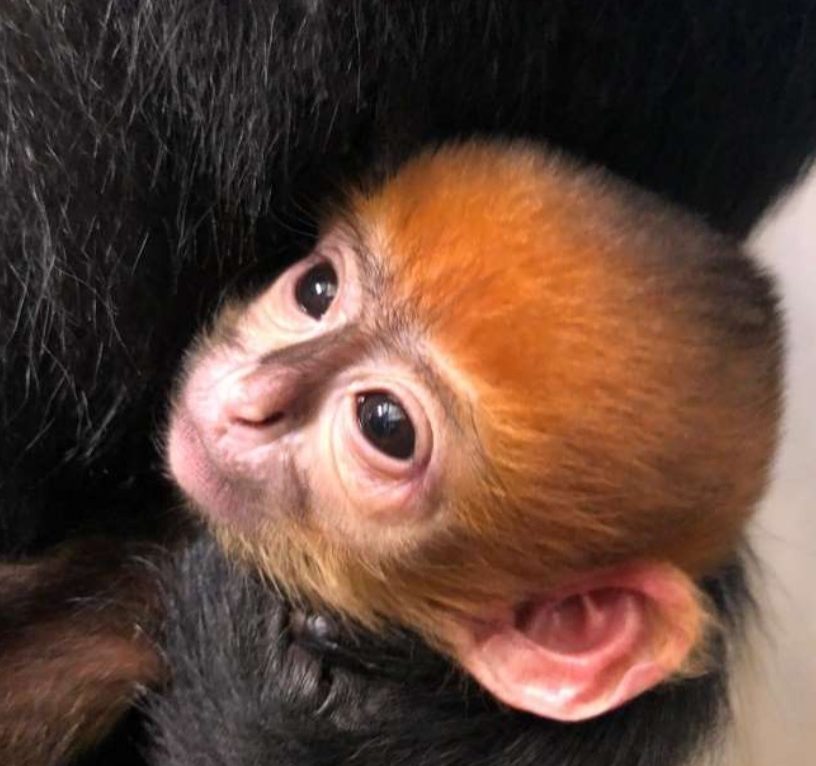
166, 352, 306, 531
165, 232, 446, 545
165, 219, 705, 725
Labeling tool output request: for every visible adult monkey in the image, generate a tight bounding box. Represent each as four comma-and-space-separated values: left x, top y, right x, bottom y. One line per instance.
0, 1, 815, 764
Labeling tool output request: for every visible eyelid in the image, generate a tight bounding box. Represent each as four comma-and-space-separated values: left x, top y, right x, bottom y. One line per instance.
341, 375, 434, 482
286, 248, 347, 322
294, 260, 339, 319
249, 240, 360, 338
348, 390, 428, 479
307, 239, 362, 324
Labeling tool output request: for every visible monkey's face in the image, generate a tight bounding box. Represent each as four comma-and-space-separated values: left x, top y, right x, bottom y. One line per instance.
167, 227, 470, 555
166, 142, 781, 723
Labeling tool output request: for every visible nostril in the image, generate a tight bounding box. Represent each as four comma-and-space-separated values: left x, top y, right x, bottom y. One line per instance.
234, 410, 286, 429
219, 367, 298, 429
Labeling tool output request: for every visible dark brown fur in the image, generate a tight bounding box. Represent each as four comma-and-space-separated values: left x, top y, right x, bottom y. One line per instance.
1, 0, 814, 762
0, 542, 163, 766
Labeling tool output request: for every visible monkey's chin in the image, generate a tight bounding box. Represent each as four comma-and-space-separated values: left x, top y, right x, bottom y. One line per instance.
166, 409, 274, 533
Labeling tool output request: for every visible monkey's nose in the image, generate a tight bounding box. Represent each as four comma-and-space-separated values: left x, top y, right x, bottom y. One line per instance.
219, 366, 301, 431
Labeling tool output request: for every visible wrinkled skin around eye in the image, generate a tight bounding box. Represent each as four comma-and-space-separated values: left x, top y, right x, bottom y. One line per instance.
166, 231, 455, 555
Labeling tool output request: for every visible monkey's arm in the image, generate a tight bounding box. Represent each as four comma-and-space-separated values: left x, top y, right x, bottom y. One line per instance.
0, 540, 164, 766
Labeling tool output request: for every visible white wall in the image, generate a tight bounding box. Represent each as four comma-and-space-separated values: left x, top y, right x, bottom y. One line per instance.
725, 164, 816, 765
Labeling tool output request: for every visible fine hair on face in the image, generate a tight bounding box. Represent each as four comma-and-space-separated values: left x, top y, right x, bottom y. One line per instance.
166, 140, 781, 722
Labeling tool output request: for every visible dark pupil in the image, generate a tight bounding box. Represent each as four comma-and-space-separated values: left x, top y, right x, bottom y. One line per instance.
295, 262, 338, 319
356, 392, 416, 460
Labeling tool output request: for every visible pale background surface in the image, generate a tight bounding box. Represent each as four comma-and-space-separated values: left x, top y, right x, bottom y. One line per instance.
723, 164, 816, 765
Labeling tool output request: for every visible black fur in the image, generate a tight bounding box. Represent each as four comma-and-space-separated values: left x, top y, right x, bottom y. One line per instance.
2, 0, 816, 554
1, 1, 814, 763
149, 536, 751, 766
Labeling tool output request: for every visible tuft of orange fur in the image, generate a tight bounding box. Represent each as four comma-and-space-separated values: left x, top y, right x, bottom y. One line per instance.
222, 142, 781, 656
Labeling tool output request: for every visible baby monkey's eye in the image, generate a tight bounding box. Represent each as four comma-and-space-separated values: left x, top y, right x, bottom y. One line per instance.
295, 261, 338, 319
356, 392, 416, 460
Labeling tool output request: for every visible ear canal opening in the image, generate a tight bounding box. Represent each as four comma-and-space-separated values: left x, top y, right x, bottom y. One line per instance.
449, 562, 706, 722
516, 588, 646, 656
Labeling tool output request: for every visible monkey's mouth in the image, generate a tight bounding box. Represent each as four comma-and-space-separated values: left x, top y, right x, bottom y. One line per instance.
167, 408, 243, 519
166, 405, 290, 531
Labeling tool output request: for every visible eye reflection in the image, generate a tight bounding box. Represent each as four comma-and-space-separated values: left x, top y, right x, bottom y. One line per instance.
295, 261, 338, 319
356, 392, 416, 460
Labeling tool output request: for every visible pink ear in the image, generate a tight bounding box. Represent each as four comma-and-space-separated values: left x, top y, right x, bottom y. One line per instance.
452, 562, 703, 721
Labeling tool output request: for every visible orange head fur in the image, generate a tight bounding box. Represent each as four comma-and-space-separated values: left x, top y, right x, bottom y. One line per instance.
222, 142, 781, 651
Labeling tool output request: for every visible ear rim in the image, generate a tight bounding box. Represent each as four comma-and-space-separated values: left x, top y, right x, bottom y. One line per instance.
449, 561, 706, 722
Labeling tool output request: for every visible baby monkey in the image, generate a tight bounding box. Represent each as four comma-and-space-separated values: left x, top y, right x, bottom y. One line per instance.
166, 142, 780, 722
